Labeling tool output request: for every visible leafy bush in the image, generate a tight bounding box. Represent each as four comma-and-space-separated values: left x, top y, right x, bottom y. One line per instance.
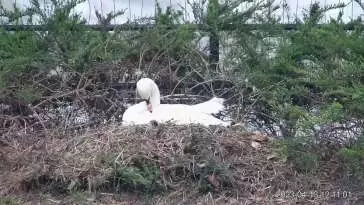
244, 3, 364, 174
196, 160, 231, 194
112, 163, 163, 195
0, 29, 47, 87
251, 4, 364, 127
274, 102, 345, 172
127, 2, 197, 79
0, 198, 19, 205
0, 0, 129, 108
340, 136, 364, 185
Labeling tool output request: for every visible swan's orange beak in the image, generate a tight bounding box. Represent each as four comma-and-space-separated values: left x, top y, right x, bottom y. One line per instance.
147, 103, 153, 113
145, 97, 152, 113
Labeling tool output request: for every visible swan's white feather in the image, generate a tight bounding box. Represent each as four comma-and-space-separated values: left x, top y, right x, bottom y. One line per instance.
122, 101, 152, 125
190, 97, 225, 115
151, 104, 229, 126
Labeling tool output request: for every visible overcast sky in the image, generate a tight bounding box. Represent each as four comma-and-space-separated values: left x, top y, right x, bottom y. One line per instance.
1, 0, 363, 24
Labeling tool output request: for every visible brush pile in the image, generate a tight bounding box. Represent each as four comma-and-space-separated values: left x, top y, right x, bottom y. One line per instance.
0, 123, 361, 204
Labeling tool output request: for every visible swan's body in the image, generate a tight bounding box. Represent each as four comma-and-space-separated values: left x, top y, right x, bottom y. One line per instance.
122, 78, 230, 126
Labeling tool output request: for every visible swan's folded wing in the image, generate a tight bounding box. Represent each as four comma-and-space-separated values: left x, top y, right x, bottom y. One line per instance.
191, 97, 225, 115
153, 104, 229, 126
122, 102, 153, 125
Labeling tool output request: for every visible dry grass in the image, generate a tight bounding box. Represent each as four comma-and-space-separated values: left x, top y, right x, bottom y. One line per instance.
0, 123, 362, 205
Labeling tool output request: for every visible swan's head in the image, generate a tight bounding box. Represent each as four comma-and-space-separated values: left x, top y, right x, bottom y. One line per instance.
145, 97, 153, 113
136, 78, 160, 113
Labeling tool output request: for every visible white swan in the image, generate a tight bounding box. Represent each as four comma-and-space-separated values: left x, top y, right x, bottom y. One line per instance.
122, 78, 230, 126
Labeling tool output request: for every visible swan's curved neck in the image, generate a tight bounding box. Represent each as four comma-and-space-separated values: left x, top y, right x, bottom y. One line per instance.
136, 78, 161, 111
149, 80, 160, 109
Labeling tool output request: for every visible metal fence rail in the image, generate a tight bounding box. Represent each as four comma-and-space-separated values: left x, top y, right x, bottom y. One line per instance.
1, 23, 363, 31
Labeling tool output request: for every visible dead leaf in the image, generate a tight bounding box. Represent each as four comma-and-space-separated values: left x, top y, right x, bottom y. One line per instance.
250, 133, 268, 142
251, 141, 262, 149
267, 154, 277, 160
207, 174, 220, 188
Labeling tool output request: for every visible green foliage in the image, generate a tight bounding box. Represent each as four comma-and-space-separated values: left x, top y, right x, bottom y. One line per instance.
274, 135, 319, 173
0, 198, 19, 205
1, 0, 128, 74
206, 0, 219, 31
297, 102, 344, 134
285, 138, 319, 173
69, 191, 87, 202
15, 86, 42, 104
248, 2, 363, 138
274, 102, 345, 172
197, 160, 231, 193
133, 3, 196, 62
32, 0, 127, 70
222, 1, 281, 78
0, 0, 129, 104
0, 29, 48, 86
112, 162, 163, 194
121, 3, 199, 78
340, 136, 364, 185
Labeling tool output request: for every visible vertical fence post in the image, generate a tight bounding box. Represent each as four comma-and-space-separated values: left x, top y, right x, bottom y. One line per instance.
209, 30, 219, 72
206, 0, 219, 72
